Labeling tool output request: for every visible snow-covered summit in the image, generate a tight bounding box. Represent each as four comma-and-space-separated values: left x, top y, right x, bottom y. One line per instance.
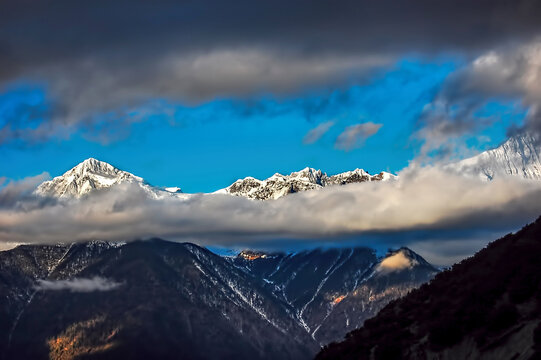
35, 158, 184, 199
218, 167, 396, 200
448, 133, 541, 181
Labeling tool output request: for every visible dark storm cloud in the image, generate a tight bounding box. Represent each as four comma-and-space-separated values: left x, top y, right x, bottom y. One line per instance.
1, 0, 541, 144
2, 0, 541, 71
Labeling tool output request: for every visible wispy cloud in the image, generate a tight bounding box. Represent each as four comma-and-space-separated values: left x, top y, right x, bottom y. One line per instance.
35, 277, 122, 292
335, 122, 382, 151
303, 121, 335, 144
414, 41, 541, 160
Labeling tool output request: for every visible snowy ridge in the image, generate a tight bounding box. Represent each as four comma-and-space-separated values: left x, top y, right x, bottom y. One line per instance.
34, 158, 395, 201
448, 133, 541, 180
217, 167, 396, 200
28, 133, 541, 202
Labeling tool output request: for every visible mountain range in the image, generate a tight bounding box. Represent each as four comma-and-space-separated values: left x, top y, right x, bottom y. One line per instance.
34, 158, 395, 200
34, 133, 541, 201
215, 168, 395, 200
0, 241, 436, 359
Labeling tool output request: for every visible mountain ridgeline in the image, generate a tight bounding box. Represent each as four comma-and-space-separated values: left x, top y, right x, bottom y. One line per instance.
0, 241, 437, 359
317, 216, 541, 360
34, 158, 394, 201
33, 133, 541, 201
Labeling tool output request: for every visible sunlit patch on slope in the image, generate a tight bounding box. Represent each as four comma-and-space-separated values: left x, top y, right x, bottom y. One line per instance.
377, 250, 419, 272
47, 316, 119, 360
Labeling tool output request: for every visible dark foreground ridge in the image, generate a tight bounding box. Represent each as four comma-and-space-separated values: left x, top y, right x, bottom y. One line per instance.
317, 216, 541, 360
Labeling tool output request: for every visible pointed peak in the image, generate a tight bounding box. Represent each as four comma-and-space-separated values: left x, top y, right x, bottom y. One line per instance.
77, 157, 114, 168
294, 167, 321, 174
238, 250, 269, 260
36, 158, 143, 198
237, 249, 282, 260
289, 167, 325, 183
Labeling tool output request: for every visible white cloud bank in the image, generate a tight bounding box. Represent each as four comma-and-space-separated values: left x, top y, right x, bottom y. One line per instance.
1, 164, 540, 266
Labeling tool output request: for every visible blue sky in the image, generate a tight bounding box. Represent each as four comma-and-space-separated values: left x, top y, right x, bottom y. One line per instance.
0, 57, 527, 192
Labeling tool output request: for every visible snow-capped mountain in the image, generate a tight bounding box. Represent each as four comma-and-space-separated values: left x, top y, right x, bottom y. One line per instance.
217, 167, 396, 200
35, 158, 184, 199
448, 133, 541, 180
34, 159, 395, 201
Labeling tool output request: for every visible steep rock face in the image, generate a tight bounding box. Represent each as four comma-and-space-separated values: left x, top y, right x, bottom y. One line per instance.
35, 158, 184, 199
0, 240, 317, 360
448, 133, 541, 180
231, 247, 437, 345
218, 167, 395, 200
317, 216, 541, 360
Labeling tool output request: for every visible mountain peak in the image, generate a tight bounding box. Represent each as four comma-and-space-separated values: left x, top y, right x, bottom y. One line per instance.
377, 247, 432, 272
289, 167, 325, 184
238, 250, 270, 260
35, 158, 144, 198
73, 158, 120, 174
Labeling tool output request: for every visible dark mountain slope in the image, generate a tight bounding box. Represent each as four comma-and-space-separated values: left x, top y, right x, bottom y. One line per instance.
231, 247, 438, 344
2, 240, 317, 360
0, 239, 438, 359
317, 216, 541, 360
